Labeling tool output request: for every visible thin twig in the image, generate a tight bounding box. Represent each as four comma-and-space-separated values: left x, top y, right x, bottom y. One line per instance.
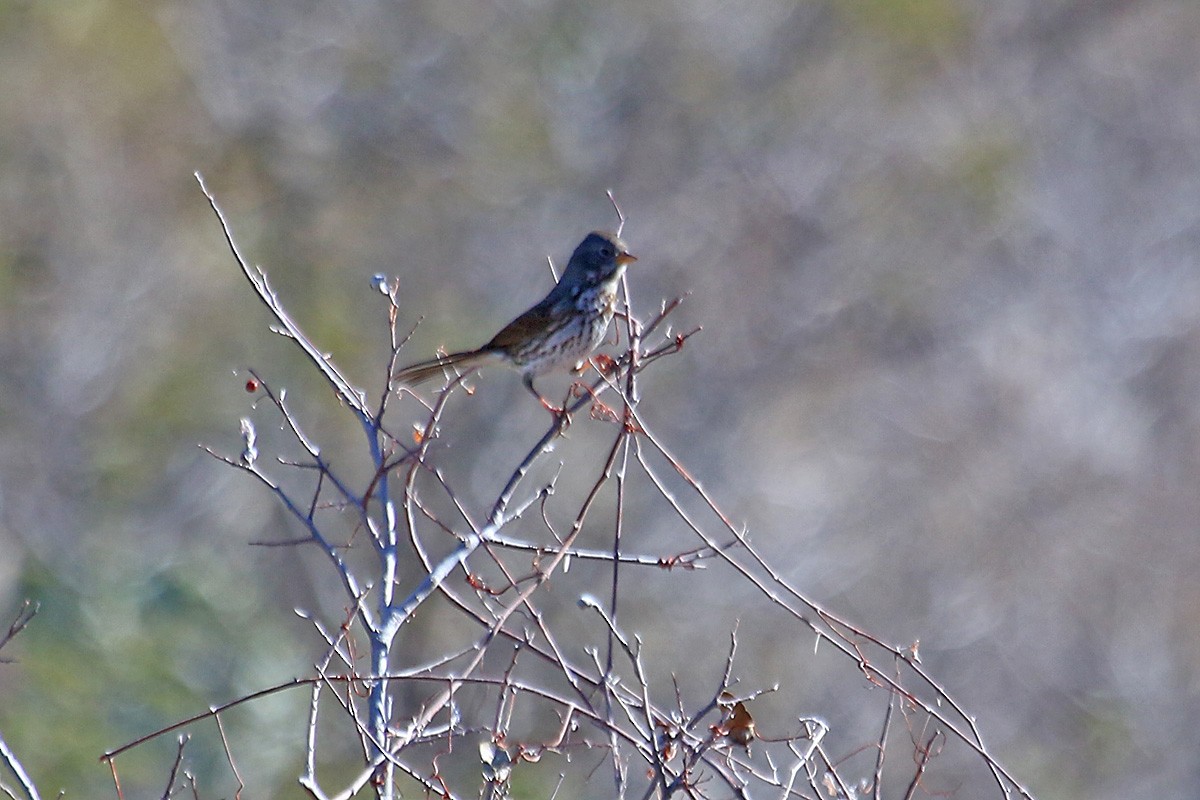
0, 731, 40, 800
194, 172, 370, 420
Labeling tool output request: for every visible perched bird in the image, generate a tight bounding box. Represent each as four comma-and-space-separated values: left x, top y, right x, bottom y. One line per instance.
394, 231, 636, 411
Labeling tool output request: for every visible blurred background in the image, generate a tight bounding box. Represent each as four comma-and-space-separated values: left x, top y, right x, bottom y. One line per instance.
2, 0, 1199, 796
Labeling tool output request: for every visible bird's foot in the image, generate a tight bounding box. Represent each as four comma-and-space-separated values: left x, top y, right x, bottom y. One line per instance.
588, 353, 619, 376
539, 395, 572, 427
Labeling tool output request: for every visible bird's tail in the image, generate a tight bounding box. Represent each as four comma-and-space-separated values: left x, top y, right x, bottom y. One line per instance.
393, 349, 499, 387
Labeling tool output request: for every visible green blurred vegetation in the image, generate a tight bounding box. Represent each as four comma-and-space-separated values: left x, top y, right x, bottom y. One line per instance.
1, 0, 1199, 797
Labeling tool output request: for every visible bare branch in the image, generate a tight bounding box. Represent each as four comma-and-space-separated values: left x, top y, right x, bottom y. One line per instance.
194, 172, 370, 420
0, 731, 40, 800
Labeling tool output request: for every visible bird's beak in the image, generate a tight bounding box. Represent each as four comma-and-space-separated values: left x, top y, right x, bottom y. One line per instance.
617, 251, 637, 266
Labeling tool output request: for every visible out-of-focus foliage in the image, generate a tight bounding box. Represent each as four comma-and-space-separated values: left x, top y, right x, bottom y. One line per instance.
1, 0, 1199, 796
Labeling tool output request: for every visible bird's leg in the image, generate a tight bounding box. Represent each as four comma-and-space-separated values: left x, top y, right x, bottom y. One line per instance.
523, 374, 571, 424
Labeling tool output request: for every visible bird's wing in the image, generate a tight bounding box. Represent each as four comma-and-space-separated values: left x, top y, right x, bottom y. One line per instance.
484, 299, 557, 353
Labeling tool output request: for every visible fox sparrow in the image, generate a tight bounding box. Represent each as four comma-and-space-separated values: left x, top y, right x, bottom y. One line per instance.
394, 231, 637, 410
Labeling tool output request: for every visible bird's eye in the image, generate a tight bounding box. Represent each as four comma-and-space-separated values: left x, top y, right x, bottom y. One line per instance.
600, 246, 614, 258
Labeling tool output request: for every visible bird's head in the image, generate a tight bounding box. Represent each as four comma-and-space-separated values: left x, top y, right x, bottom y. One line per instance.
564, 230, 637, 286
